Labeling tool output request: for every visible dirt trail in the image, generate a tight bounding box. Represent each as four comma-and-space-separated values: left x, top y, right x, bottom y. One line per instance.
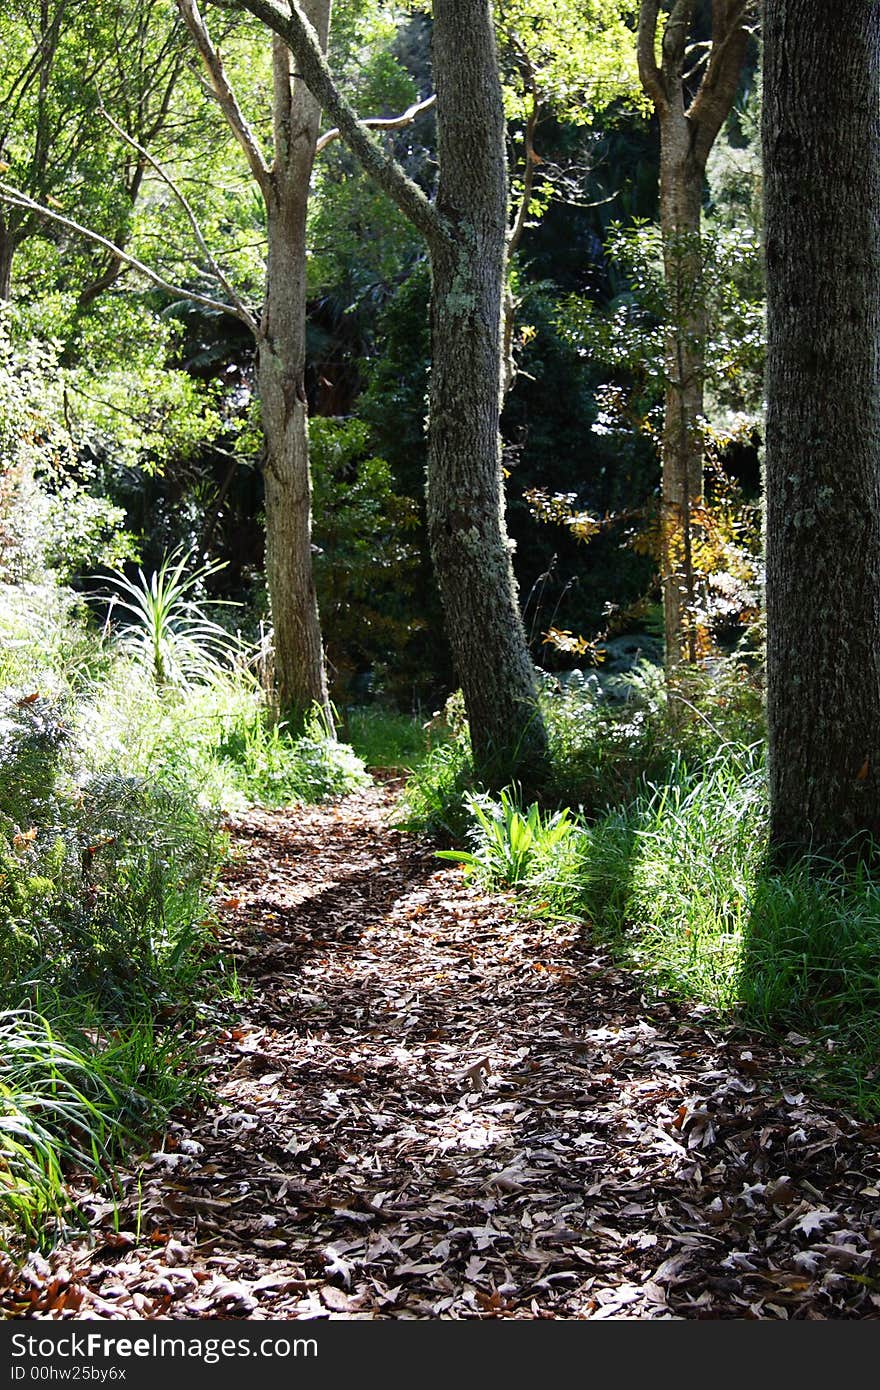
6, 784, 880, 1319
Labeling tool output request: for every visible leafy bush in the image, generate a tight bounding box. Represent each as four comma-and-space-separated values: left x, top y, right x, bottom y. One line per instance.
214, 703, 369, 807
0, 317, 136, 584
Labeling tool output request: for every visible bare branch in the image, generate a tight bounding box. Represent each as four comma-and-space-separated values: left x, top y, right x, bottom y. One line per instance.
637, 0, 666, 110
217, 0, 446, 248
0, 181, 256, 328
97, 101, 259, 333
176, 0, 272, 200
508, 90, 539, 260
316, 93, 436, 153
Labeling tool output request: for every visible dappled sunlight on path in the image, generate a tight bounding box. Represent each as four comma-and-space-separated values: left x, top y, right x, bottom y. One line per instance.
7, 786, 880, 1319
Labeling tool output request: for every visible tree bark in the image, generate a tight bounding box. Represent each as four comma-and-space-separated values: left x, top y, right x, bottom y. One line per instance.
658, 111, 706, 671
426, 0, 546, 785
0, 216, 16, 301
763, 0, 880, 857
259, 25, 332, 729
227, 0, 549, 787
638, 0, 750, 674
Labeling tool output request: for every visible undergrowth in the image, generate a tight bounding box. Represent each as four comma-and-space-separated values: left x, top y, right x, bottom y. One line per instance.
0, 571, 368, 1250
410, 666, 880, 1116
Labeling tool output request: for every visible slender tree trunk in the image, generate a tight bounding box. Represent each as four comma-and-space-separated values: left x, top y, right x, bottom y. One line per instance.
638, 0, 750, 674
763, 0, 880, 856
258, 23, 332, 730
658, 118, 706, 672
426, 0, 547, 786
0, 218, 15, 301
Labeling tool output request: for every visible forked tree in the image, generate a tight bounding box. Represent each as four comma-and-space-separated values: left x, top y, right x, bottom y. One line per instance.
637, 0, 750, 672
763, 0, 880, 856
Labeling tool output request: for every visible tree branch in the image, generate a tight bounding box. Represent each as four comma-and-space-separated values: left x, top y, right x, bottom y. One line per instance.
0, 181, 256, 328
661, 0, 697, 92
508, 88, 539, 260
688, 0, 752, 166
97, 100, 259, 332
315, 92, 436, 153
218, 0, 446, 248
176, 0, 273, 201
637, 0, 667, 110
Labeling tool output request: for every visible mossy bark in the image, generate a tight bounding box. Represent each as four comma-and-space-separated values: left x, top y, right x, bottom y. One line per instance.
258, 23, 332, 730
763, 0, 880, 856
426, 0, 547, 787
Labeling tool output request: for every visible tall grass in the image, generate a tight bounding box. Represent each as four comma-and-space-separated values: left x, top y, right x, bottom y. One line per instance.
345, 706, 436, 772
416, 668, 880, 1114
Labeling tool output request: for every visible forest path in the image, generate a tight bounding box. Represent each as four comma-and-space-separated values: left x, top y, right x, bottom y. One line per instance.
9, 783, 880, 1318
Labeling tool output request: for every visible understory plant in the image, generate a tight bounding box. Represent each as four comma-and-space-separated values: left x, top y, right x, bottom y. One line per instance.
96, 549, 241, 690
437, 787, 583, 890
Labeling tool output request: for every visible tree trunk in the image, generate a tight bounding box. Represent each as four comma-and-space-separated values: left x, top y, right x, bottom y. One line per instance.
0, 217, 15, 301
763, 0, 880, 856
426, 0, 547, 788
638, 0, 750, 675
258, 23, 332, 730
658, 116, 706, 673
229, 0, 549, 786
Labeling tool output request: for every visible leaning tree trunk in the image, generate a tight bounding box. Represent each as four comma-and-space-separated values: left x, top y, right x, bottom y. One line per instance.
658, 120, 706, 673
427, 0, 547, 787
258, 26, 332, 730
763, 0, 880, 856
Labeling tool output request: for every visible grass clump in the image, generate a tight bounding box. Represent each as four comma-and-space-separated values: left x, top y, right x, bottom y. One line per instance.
541, 658, 764, 813
214, 704, 369, 806
541, 745, 880, 1115
396, 737, 475, 844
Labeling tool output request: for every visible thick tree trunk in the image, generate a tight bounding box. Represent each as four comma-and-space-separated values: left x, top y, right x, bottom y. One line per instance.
763, 0, 880, 856
658, 119, 706, 673
258, 23, 332, 730
427, 0, 547, 787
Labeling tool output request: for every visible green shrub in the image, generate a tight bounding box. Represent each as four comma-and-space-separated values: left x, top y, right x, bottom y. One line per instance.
396, 737, 475, 844
438, 787, 584, 890
542, 657, 764, 813
214, 704, 369, 806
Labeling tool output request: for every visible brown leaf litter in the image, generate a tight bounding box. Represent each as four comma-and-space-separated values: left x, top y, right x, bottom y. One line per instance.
4, 782, 880, 1320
